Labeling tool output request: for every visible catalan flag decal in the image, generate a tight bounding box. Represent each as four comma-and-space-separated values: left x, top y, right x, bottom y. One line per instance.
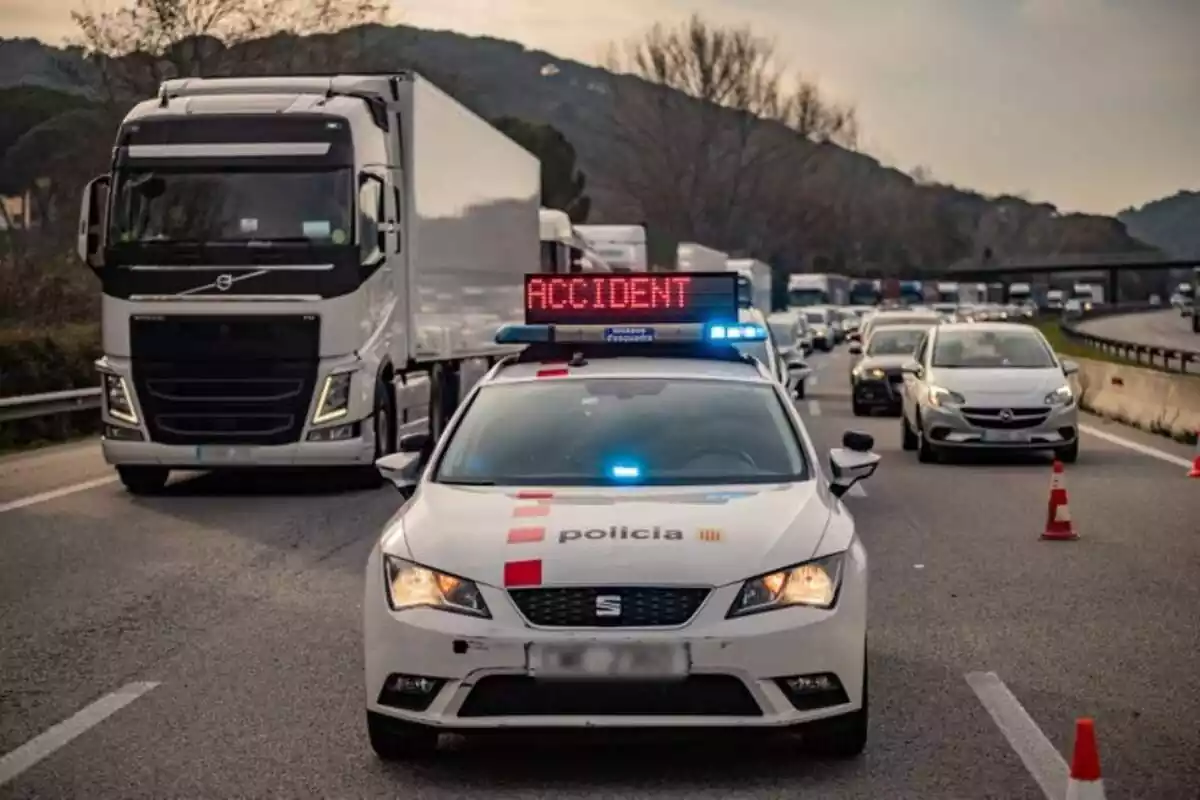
698, 528, 722, 542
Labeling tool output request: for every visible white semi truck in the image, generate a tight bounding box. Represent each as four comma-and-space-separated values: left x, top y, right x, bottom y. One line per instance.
727, 258, 772, 315
574, 224, 648, 272
675, 242, 727, 272
539, 208, 611, 273
77, 73, 540, 494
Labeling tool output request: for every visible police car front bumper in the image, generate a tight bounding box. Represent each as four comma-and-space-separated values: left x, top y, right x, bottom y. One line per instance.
363, 543, 868, 730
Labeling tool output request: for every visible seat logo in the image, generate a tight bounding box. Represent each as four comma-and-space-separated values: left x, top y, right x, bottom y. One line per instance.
595, 594, 622, 617
999, 408, 1014, 421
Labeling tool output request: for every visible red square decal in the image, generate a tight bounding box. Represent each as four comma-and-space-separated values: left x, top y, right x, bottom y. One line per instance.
504, 559, 543, 587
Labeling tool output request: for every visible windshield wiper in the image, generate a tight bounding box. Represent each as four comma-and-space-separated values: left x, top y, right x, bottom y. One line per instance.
438, 478, 496, 486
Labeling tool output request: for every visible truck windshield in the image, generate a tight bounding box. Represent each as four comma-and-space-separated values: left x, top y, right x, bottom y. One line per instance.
789, 289, 827, 306
108, 169, 353, 245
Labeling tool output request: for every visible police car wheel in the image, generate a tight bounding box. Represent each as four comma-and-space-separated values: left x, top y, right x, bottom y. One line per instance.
117, 466, 169, 495
804, 654, 868, 758
366, 711, 439, 761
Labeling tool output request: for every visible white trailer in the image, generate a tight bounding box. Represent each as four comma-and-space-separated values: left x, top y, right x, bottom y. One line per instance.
574, 224, 648, 272
728, 258, 772, 315
539, 208, 610, 273
787, 273, 850, 307
675, 242, 727, 272
77, 72, 540, 494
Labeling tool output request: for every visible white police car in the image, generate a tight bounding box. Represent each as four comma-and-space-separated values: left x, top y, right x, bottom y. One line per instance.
363, 272, 881, 759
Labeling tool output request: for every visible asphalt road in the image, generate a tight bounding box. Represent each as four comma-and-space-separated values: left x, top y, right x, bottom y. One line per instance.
1078, 309, 1199, 371
2, 346, 1199, 799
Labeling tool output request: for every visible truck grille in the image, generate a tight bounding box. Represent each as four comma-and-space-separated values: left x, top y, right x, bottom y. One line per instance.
130, 315, 319, 446
509, 587, 710, 628
961, 406, 1051, 430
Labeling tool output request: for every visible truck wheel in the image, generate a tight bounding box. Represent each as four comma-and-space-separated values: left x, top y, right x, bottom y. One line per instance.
373, 379, 396, 460
117, 466, 169, 495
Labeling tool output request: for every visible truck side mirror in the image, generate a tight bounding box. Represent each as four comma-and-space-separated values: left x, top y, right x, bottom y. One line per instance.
357, 173, 386, 268
78, 174, 111, 272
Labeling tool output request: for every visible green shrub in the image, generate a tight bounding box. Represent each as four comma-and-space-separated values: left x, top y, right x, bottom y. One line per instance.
0, 323, 102, 450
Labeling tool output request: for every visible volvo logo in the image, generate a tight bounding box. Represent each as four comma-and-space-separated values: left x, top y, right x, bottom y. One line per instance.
595, 595, 622, 618
999, 408, 1014, 421
215, 274, 233, 291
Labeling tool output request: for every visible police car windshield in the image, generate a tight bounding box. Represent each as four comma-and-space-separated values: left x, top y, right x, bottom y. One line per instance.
436, 378, 809, 486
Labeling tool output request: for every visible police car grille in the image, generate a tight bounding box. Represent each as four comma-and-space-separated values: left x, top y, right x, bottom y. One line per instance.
509, 587, 710, 627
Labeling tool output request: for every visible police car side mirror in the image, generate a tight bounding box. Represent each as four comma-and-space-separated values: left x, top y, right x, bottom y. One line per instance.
828, 438, 880, 499
376, 451, 423, 493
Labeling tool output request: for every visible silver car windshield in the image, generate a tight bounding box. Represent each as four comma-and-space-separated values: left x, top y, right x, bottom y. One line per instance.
932, 329, 1057, 369
436, 378, 810, 486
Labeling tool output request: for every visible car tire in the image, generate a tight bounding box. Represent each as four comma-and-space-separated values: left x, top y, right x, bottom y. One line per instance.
916, 414, 938, 463
794, 381, 806, 400
805, 652, 868, 759
366, 711, 439, 761
1056, 438, 1079, 464
851, 399, 866, 416
117, 466, 169, 495
901, 413, 918, 451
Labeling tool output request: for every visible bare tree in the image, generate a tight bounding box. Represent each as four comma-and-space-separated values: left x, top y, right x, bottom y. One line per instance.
70, 0, 390, 101
600, 14, 858, 257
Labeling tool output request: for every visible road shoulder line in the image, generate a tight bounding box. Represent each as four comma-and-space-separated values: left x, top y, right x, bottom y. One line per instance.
965, 671, 1067, 800
0, 476, 119, 515
1080, 423, 1193, 469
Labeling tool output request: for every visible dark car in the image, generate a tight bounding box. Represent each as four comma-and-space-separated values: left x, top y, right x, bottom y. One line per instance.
848, 325, 928, 416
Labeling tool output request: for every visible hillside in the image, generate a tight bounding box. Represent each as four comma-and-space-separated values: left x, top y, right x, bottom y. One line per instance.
1118, 190, 1200, 259
0, 24, 1158, 276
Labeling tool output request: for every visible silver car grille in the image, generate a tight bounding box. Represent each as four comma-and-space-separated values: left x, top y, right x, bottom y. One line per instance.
960, 406, 1052, 430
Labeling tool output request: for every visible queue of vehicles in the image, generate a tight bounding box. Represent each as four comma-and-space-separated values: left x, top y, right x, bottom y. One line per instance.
72, 71, 1097, 764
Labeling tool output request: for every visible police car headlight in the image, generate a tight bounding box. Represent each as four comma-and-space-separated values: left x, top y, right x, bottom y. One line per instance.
313, 371, 352, 424
383, 556, 491, 618
727, 553, 844, 617
1045, 385, 1074, 406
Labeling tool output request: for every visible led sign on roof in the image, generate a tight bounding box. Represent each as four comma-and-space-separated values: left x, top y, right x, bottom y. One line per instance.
524, 273, 738, 325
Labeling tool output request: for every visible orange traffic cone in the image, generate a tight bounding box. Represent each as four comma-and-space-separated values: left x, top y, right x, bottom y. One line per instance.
1065, 718, 1106, 799
1187, 432, 1200, 478
1042, 459, 1078, 540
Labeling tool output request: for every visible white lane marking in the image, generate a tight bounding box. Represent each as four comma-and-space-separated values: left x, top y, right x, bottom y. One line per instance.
1079, 423, 1193, 469
965, 671, 1067, 800
0, 681, 159, 786
809, 374, 820, 388
807, 399, 822, 417
0, 476, 118, 515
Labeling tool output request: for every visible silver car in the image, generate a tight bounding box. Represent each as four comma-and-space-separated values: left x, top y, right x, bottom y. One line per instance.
900, 323, 1080, 463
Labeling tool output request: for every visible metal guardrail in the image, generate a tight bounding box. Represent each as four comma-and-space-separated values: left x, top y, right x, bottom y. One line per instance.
0, 387, 102, 423
1058, 304, 1199, 374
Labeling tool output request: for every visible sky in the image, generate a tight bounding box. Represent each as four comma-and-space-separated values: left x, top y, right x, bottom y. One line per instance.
3, 0, 1198, 216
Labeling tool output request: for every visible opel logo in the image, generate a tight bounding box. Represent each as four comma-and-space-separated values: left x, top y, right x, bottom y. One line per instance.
999, 408, 1014, 421
215, 274, 233, 291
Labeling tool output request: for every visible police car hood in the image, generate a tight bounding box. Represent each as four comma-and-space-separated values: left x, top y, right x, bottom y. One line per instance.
390, 482, 831, 587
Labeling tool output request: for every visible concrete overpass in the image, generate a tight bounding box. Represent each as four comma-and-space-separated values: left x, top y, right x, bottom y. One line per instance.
942, 252, 1200, 301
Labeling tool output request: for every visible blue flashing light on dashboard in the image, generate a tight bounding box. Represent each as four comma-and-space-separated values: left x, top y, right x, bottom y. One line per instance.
609, 463, 642, 481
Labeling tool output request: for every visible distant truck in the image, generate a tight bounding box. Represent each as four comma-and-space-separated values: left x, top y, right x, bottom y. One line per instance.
575, 224, 649, 272
76, 72, 540, 494
540, 208, 612, 274
1007, 282, 1032, 305
675, 242, 728, 272
1046, 289, 1065, 310
728, 258, 772, 315
1070, 282, 1101, 310
849, 279, 880, 306
934, 281, 960, 303
787, 273, 850, 307
897, 280, 925, 306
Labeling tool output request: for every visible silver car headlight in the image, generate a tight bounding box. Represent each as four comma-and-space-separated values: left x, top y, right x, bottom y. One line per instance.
727, 553, 845, 617
102, 372, 138, 424
1045, 385, 1075, 406
312, 371, 353, 424
853, 366, 885, 380
928, 385, 966, 408
383, 555, 491, 618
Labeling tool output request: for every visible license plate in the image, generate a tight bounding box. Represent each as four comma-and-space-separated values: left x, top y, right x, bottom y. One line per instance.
528, 642, 690, 680
982, 429, 1031, 443
194, 445, 251, 463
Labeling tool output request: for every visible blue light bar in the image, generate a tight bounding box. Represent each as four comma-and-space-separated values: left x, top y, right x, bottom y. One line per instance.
495, 324, 552, 344
707, 324, 766, 342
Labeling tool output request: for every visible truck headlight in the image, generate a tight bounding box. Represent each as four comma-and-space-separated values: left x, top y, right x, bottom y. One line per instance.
312, 371, 352, 424
1045, 385, 1074, 406
928, 386, 966, 408
102, 372, 138, 424
727, 553, 844, 617
383, 555, 491, 618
